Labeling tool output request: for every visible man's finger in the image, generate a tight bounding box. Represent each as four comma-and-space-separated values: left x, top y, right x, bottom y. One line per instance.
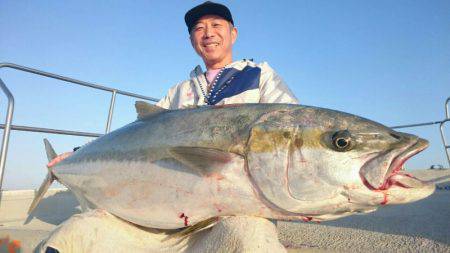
47, 152, 73, 168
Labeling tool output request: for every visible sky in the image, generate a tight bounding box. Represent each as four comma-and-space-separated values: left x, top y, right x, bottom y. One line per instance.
0, 0, 449, 190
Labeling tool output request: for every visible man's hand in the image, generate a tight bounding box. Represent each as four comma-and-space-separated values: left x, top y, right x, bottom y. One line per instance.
47, 152, 73, 168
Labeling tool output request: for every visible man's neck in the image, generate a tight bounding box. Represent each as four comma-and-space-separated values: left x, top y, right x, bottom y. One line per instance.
205, 68, 222, 84
205, 58, 233, 71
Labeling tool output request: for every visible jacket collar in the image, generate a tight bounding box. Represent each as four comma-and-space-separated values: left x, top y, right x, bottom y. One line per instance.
189, 60, 253, 105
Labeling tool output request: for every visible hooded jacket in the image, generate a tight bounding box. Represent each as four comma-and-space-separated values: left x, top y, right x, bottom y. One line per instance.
156, 60, 298, 109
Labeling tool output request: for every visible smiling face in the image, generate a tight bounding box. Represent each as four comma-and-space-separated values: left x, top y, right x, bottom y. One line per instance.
190, 15, 237, 70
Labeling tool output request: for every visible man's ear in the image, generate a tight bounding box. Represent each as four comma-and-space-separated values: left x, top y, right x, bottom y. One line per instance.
231, 27, 238, 45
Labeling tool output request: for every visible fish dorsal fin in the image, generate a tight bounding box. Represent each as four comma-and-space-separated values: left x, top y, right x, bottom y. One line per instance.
135, 101, 167, 119
169, 147, 241, 175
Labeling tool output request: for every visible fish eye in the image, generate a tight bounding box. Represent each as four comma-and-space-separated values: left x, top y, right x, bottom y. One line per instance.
332, 130, 353, 152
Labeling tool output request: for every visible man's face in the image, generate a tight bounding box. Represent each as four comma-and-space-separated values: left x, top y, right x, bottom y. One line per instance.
190, 15, 237, 69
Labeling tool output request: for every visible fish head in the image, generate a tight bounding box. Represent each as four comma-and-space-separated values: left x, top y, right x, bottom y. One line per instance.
246, 106, 434, 220
317, 118, 435, 207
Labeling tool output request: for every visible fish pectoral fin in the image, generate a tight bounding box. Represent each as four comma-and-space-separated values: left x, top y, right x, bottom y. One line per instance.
135, 101, 167, 120
169, 147, 240, 175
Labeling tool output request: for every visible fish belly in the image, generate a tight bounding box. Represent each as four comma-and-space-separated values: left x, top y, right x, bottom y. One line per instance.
55, 157, 268, 229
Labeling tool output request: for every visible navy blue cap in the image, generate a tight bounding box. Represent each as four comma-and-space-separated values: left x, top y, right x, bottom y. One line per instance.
185, 1, 234, 33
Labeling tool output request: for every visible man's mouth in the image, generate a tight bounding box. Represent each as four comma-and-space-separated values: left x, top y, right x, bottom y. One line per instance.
360, 137, 429, 190
203, 42, 220, 48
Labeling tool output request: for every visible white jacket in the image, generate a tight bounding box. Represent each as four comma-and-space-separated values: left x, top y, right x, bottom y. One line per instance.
156, 60, 298, 109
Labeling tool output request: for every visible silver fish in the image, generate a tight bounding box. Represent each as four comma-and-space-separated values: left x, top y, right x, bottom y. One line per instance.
29, 102, 435, 229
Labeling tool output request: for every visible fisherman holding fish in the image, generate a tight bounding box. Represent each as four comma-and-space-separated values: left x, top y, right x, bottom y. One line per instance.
47, 1, 299, 167
33, 3, 437, 252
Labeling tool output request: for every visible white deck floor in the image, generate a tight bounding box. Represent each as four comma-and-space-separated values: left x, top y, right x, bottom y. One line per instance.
1, 169, 449, 252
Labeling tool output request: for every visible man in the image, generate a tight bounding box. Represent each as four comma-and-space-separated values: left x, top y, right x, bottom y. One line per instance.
43, 3, 295, 251
156, 1, 298, 109
47, 2, 298, 170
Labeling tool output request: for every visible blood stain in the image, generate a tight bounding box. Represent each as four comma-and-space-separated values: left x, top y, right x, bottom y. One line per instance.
302, 217, 312, 222
381, 193, 388, 205
178, 212, 189, 226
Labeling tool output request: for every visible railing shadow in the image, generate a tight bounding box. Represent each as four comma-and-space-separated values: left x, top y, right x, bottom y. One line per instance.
26, 190, 81, 225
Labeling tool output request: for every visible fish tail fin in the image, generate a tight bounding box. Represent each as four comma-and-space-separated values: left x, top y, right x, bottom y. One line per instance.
27, 139, 57, 214
44, 138, 57, 162
27, 171, 54, 214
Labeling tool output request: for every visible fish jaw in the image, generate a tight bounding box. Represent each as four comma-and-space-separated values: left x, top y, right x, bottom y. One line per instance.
358, 136, 435, 205
382, 172, 435, 204
360, 134, 429, 190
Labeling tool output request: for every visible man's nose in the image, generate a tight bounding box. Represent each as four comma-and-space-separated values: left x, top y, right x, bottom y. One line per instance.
204, 25, 214, 38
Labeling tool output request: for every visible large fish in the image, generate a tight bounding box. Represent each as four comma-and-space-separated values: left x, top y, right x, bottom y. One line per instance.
29, 103, 434, 229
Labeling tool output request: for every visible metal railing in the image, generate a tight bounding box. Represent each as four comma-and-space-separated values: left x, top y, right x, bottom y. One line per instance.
0, 63, 159, 191
440, 97, 450, 167
391, 96, 450, 168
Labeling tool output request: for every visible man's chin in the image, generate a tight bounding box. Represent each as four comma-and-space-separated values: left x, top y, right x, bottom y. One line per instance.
202, 51, 220, 59
203, 57, 224, 67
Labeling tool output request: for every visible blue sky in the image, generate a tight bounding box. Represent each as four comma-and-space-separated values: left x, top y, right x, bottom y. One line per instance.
1, 0, 449, 189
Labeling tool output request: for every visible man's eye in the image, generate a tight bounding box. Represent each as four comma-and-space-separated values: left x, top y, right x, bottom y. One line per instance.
213, 23, 221, 27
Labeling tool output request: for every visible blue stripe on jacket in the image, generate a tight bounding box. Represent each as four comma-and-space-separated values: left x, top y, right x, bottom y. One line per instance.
207, 66, 261, 105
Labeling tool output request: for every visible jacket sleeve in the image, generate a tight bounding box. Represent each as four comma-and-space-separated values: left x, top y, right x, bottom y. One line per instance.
156, 80, 199, 109
258, 62, 299, 104
155, 93, 171, 109
155, 83, 180, 109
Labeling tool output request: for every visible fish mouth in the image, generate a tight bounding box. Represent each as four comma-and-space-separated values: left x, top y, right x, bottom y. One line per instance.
360, 137, 429, 190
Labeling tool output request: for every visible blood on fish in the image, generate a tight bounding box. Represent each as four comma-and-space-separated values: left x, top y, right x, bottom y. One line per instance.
178, 212, 189, 226
213, 203, 223, 213
374, 191, 389, 205
296, 145, 307, 163
403, 172, 414, 177
206, 173, 225, 180
206, 173, 224, 192
381, 192, 388, 205
302, 217, 312, 222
